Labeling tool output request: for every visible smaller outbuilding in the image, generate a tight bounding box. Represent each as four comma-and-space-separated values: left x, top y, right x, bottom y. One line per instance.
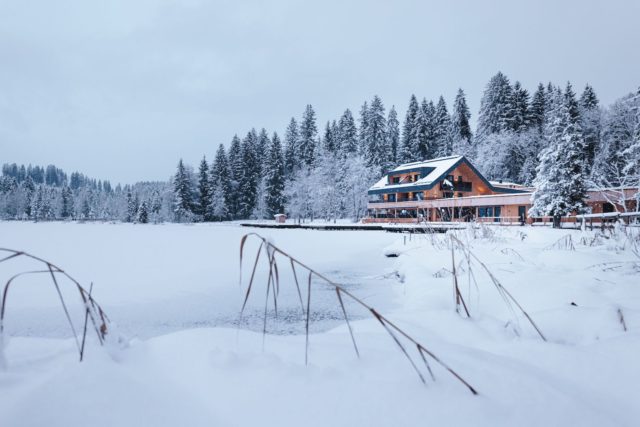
274, 213, 287, 223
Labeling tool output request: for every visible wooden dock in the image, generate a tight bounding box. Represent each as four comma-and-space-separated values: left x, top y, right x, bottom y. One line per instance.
239, 222, 465, 233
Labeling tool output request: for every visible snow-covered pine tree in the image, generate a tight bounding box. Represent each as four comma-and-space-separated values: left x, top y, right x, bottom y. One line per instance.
31, 186, 44, 221
451, 88, 472, 156
137, 200, 149, 223
622, 88, 640, 200
416, 99, 436, 159
476, 71, 514, 143
22, 176, 35, 219
364, 95, 388, 173
197, 156, 211, 219
330, 120, 340, 154
593, 95, 636, 185
256, 128, 270, 177
338, 109, 358, 158
208, 144, 232, 221
227, 135, 244, 217
81, 196, 91, 221
399, 95, 419, 163
579, 84, 601, 172
530, 82, 587, 227
386, 106, 399, 167
150, 190, 163, 223
530, 83, 546, 133
284, 118, 300, 176
299, 105, 317, 166
125, 188, 134, 222
264, 132, 286, 217
511, 81, 531, 132
358, 101, 370, 156
60, 185, 73, 219
433, 96, 453, 157
238, 132, 259, 218
173, 158, 194, 222
323, 121, 336, 154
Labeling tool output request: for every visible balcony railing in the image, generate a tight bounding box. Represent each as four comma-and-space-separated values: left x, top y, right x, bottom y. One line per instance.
440, 181, 472, 192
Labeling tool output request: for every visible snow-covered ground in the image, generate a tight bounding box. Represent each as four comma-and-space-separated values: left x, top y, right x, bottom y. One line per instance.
1, 221, 639, 426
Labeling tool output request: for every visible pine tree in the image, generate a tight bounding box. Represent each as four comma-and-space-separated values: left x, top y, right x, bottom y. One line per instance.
137, 201, 149, 223
32, 186, 44, 221
622, 88, 640, 186
476, 71, 514, 142
364, 95, 388, 172
433, 96, 453, 157
579, 84, 601, 171
416, 99, 436, 159
197, 156, 211, 219
358, 101, 369, 155
530, 83, 546, 132
256, 128, 270, 177
238, 132, 259, 218
284, 118, 300, 176
386, 106, 400, 166
331, 120, 340, 153
323, 121, 336, 154
338, 109, 358, 157
580, 84, 599, 110
227, 135, 243, 217
81, 196, 91, 221
299, 105, 317, 166
125, 188, 134, 222
264, 132, 286, 217
399, 95, 419, 163
173, 159, 193, 221
60, 185, 72, 218
208, 144, 232, 221
22, 176, 35, 218
530, 83, 587, 227
451, 88, 472, 146
511, 81, 530, 132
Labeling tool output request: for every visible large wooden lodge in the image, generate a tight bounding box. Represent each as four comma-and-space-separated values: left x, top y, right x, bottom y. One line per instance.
365, 155, 638, 224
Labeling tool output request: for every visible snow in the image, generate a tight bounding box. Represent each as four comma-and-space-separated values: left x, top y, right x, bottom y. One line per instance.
1, 221, 639, 426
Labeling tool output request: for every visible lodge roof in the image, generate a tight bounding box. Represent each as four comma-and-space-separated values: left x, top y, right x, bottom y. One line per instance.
368, 155, 529, 195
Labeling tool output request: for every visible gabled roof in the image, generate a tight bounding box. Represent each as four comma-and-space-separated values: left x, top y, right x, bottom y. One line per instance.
368, 155, 529, 195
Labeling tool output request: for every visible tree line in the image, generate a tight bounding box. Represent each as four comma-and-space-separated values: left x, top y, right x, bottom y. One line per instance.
1, 71, 638, 223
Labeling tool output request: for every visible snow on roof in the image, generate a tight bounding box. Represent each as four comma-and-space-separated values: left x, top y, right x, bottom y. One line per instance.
370, 155, 463, 190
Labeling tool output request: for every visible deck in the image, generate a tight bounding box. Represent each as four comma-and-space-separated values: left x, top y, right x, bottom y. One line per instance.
241, 222, 469, 233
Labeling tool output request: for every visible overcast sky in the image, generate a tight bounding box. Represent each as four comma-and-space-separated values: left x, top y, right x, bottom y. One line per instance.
1, 0, 638, 184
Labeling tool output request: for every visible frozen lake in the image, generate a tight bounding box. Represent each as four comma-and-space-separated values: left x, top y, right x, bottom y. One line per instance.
0, 221, 400, 339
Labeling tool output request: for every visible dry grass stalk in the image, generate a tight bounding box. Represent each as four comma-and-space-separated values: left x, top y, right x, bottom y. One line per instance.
239, 233, 478, 395
0, 248, 111, 362
449, 236, 546, 341
617, 308, 627, 332
544, 234, 576, 251
450, 237, 470, 317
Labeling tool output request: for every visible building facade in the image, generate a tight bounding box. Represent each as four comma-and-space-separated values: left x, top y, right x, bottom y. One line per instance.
365, 156, 638, 223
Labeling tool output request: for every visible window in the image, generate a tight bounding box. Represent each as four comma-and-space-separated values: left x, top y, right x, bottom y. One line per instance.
391, 176, 400, 184
478, 207, 494, 218
494, 206, 501, 222
518, 206, 526, 221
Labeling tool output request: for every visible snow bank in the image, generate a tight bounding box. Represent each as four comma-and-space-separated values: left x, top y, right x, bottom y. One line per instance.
0, 222, 639, 426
